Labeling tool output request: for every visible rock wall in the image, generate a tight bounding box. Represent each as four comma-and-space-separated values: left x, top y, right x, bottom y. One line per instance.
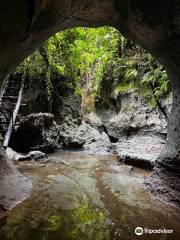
86, 90, 172, 168
20, 73, 82, 125
13, 73, 82, 152
0, 148, 31, 211
99, 90, 169, 139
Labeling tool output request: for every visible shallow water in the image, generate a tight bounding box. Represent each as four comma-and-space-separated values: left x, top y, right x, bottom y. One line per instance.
0, 150, 180, 240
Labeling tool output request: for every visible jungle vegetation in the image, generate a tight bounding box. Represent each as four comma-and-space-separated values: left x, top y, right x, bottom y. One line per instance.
16, 27, 171, 109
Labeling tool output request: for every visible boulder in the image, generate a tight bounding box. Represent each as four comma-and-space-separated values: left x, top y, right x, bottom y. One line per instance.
117, 134, 165, 169
27, 151, 48, 161
0, 148, 32, 210
60, 123, 111, 154
6, 147, 48, 162
57, 94, 82, 147
84, 112, 104, 132
11, 113, 60, 153
58, 122, 83, 148
75, 123, 111, 153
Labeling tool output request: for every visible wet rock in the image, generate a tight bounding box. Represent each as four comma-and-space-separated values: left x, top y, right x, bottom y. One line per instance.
62, 123, 111, 154
145, 163, 180, 208
79, 124, 111, 153
26, 151, 48, 161
102, 91, 168, 140
6, 147, 48, 162
6, 147, 25, 161
94, 97, 119, 121
117, 134, 165, 169
56, 94, 82, 126
84, 112, 104, 132
59, 119, 111, 153
57, 92, 83, 148
92, 91, 169, 167
0, 148, 32, 210
11, 113, 60, 153
58, 122, 84, 148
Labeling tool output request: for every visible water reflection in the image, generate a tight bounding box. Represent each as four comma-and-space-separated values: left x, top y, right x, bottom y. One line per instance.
0, 203, 111, 240
0, 150, 180, 240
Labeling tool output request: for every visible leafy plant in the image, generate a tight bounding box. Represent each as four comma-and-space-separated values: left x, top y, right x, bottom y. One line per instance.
69, 204, 110, 240
16, 26, 171, 111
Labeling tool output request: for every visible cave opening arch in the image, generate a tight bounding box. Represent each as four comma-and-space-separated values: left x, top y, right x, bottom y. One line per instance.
0, 0, 180, 207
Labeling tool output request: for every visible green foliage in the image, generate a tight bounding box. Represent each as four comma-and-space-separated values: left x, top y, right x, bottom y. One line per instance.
141, 66, 169, 98
16, 26, 171, 107
16, 52, 44, 78
110, 44, 170, 106
1, 203, 110, 240
46, 215, 62, 231
69, 204, 110, 240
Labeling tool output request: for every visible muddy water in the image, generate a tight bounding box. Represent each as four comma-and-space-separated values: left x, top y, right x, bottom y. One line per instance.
0, 150, 180, 240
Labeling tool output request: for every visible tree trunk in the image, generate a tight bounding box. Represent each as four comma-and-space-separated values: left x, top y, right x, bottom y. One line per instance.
0, 70, 32, 210
39, 47, 53, 113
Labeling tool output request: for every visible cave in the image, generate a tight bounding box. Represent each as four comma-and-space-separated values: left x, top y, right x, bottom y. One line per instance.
0, 0, 180, 213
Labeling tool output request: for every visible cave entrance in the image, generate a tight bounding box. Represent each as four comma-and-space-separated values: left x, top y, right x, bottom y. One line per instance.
8, 27, 169, 159
0, 1, 180, 207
